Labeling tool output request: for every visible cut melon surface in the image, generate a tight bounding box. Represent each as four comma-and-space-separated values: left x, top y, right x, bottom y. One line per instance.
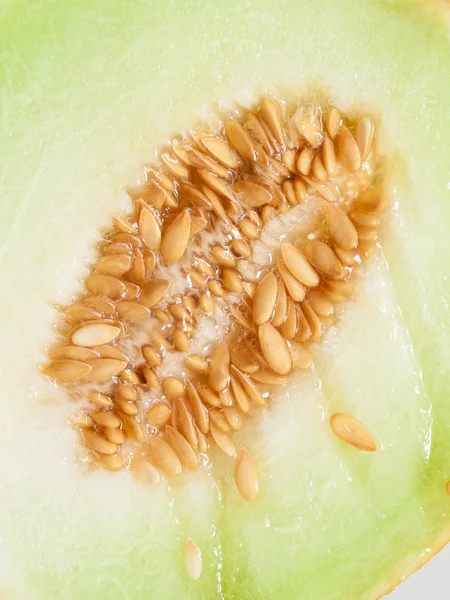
1, 0, 450, 599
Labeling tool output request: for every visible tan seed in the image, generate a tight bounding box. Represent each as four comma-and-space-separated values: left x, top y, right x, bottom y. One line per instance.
184, 538, 202, 581
91, 411, 121, 429
49, 345, 99, 362
282, 180, 297, 205
235, 448, 259, 501
201, 136, 240, 168
239, 218, 260, 240
190, 148, 230, 179
169, 303, 189, 321
154, 309, 173, 325
277, 260, 305, 302
140, 366, 159, 388
231, 238, 251, 259
230, 375, 251, 414
327, 108, 341, 140
223, 268, 243, 294
209, 342, 230, 392
294, 304, 312, 342
198, 386, 221, 408
64, 304, 103, 322
123, 281, 140, 300
104, 241, 133, 255
325, 205, 358, 250
337, 126, 361, 171
244, 112, 273, 154
209, 409, 231, 433
83, 295, 116, 316
163, 377, 185, 400
172, 330, 189, 352
301, 175, 338, 203
148, 402, 171, 428
127, 249, 146, 283
258, 323, 292, 375
199, 292, 214, 314
190, 214, 208, 235
293, 178, 307, 203
234, 180, 272, 208
211, 245, 236, 268
95, 254, 133, 277
242, 281, 257, 298
210, 423, 237, 457
333, 245, 357, 267
208, 280, 226, 297
271, 278, 287, 327
223, 406, 245, 431
297, 146, 314, 176
356, 116, 374, 161
231, 366, 265, 406
113, 216, 136, 234
90, 391, 114, 408
116, 381, 137, 401
194, 256, 216, 276
104, 429, 126, 445
312, 153, 327, 182
86, 275, 126, 299
261, 98, 285, 146
322, 134, 337, 177
281, 242, 320, 287
165, 426, 199, 471
297, 114, 323, 147
186, 382, 210, 434
83, 358, 127, 383
308, 291, 334, 318
300, 300, 322, 341
84, 429, 118, 455
218, 387, 234, 407
113, 232, 143, 248
116, 301, 150, 323
139, 279, 170, 308
161, 152, 190, 178
92, 345, 128, 362
44, 359, 92, 383
100, 454, 124, 471
330, 413, 377, 452
224, 120, 256, 161
120, 368, 144, 385
253, 272, 277, 325
174, 398, 199, 447
322, 279, 353, 303
185, 354, 207, 372
160, 210, 191, 265
357, 189, 385, 213
357, 226, 378, 241
230, 304, 256, 332
279, 297, 298, 340
250, 370, 288, 385
70, 413, 94, 428
281, 148, 298, 173
303, 240, 343, 279
148, 436, 182, 477
138, 207, 161, 251
290, 342, 314, 370
261, 205, 276, 224
117, 412, 145, 442
197, 169, 235, 203
201, 185, 231, 222
350, 211, 380, 228
230, 346, 259, 374
72, 323, 120, 348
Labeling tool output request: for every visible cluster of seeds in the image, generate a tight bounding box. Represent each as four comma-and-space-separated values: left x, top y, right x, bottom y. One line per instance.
44, 96, 383, 500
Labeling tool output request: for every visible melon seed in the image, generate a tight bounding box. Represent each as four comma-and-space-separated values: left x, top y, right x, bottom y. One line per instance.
253, 272, 278, 325
161, 210, 191, 265
258, 323, 292, 375
184, 539, 202, 581
148, 436, 182, 477
330, 412, 377, 452
235, 448, 259, 502
44, 360, 92, 383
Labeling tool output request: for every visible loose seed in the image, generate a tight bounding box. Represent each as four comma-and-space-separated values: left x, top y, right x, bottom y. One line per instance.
330, 413, 377, 452
113, 216, 136, 234
234, 180, 272, 208
333, 245, 357, 267
117, 411, 145, 442
312, 153, 327, 182
95, 254, 133, 277
209, 342, 230, 392
169, 303, 189, 321
123, 281, 140, 300
201, 185, 231, 222
297, 113, 323, 147
100, 454, 124, 471
190, 213, 208, 236
198, 386, 221, 408
211, 245, 236, 268
271, 278, 287, 327
279, 297, 298, 340
223, 406, 245, 431
224, 120, 256, 161
357, 189, 384, 212
230, 238, 251, 259
230, 304, 256, 332
140, 366, 159, 388
261, 205, 276, 224
242, 281, 257, 298
282, 180, 297, 205
281, 149, 297, 173
194, 256, 215, 276
250, 370, 288, 385
303, 240, 343, 279
199, 291, 214, 314
300, 300, 322, 341
165, 426, 199, 470
198, 169, 235, 204
223, 268, 243, 293
70, 413, 94, 428
258, 323, 292, 375
116, 301, 150, 322
121, 368, 144, 385
91, 411, 121, 429
293, 177, 307, 203
356, 226, 378, 241
184, 539, 202, 581
327, 108, 341, 140
139, 279, 170, 308
185, 354, 207, 372
209, 409, 231, 433
277, 260, 306, 302
230, 345, 259, 374
325, 205, 358, 250
163, 377, 185, 400
49, 345, 99, 362
218, 387, 234, 407
71, 323, 120, 347
253, 272, 278, 325
86, 275, 126, 299
148, 436, 182, 477
161, 152, 190, 178
139, 207, 161, 251
161, 210, 191, 265
148, 402, 172, 428
84, 429, 118, 455
294, 305, 312, 342
281, 242, 320, 287
239, 217, 260, 240
322, 279, 353, 303
244, 112, 273, 154
65, 304, 103, 322
190, 148, 230, 179
235, 448, 259, 501
116, 398, 138, 416
83, 358, 127, 383
290, 341, 314, 370
173, 330, 190, 352
44, 360, 92, 383
337, 126, 361, 171
301, 175, 338, 203
208, 280, 226, 297
104, 428, 126, 445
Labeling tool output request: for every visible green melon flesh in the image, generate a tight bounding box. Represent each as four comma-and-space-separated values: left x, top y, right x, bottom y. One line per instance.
1, 0, 450, 598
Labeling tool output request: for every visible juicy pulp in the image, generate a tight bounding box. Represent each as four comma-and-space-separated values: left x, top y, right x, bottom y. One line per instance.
1, 0, 450, 599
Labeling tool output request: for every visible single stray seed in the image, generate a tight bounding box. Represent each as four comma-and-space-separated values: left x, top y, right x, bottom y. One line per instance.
235, 448, 259, 502
184, 539, 202, 581
330, 412, 377, 452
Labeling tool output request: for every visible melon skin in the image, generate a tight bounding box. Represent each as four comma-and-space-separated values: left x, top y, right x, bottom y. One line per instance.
1, 0, 450, 599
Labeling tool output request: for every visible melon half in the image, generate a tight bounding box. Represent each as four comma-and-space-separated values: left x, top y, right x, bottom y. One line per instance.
1, 0, 450, 599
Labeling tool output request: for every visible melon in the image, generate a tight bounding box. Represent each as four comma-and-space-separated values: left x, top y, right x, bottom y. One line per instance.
1, 0, 450, 599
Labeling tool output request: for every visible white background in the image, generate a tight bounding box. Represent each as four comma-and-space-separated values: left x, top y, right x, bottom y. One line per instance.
388, 543, 450, 598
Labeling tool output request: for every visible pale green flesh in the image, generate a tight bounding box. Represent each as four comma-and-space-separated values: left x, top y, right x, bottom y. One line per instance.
1, 1, 450, 599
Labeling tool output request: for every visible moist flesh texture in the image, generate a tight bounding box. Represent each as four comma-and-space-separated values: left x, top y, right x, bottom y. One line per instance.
1, 0, 450, 599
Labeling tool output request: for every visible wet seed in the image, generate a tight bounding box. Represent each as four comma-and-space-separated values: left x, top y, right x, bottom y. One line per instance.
281, 242, 320, 287
104, 428, 126, 445
148, 436, 182, 477
337, 126, 361, 171
230, 238, 251, 259
210, 423, 237, 457
44, 360, 92, 383
84, 429, 118, 455
165, 426, 199, 471
234, 180, 272, 207
258, 323, 292, 375
223, 406, 245, 431
163, 377, 185, 400
139, 207, 161, 251
209, 342, 230, 392
89, 391, 114, 408
325, 205, 358, 250
235, 449, 259, 501
253, 272, 278, 325
83, 295, 116, 316
230, 375, 251, 413
99, 453, 124, 471
297, 147, 314, 176
148, 402, 172, 428
95, 254, 133, 277
127, 249, 146, 283
224, 120, 256, 161
330, 413, 377, 452
209, 409, 231, 433
185, 354, 207, 372
261, 98, 285, 146
184, 538, 202, 581
327, 108, 341, 140
139, 279, 170, 308
239, 217, 260, 240
161, 210, 191, 265
116, 397, 138, 416
49, 345, 98, 362
356, 117, 374, 161
116, 301, 150, 322
104, 241, 133, 255
312, 153, 327, 182
303, 240, 343, 279
173, 330, 190, 352
279, 297, 298, 340
211, 245, 236, 268
271, 278, 287, 327
300, 300, 322, 341
223, 268, 243, 293
83, 358, 127, 383
277, 260, 306, 302
91, 411, 121, 429
142, 345, 162, 367
231, 366, 265, 406
290, 342, 314, 370
86, 275, 126, 299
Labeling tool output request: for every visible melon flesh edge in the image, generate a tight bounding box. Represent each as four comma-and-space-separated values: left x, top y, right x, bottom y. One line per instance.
1, 0, 450, 598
